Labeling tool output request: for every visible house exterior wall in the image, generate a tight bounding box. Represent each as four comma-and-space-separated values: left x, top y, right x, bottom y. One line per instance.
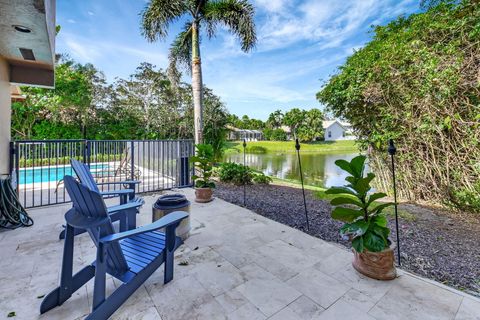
0, 57, 11, 177
324, 122, 349, 141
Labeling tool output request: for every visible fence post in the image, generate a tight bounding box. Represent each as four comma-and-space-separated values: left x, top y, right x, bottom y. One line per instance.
130, 141, 135, 182
9, 142, 20, 194
179, 141, 190, 187
84, 140, 91, 165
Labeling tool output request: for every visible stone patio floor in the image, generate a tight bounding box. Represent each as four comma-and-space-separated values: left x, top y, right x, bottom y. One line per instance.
0, 188, 479, 320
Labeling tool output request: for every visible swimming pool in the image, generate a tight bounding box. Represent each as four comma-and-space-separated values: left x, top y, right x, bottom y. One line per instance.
18, 164, 110, 185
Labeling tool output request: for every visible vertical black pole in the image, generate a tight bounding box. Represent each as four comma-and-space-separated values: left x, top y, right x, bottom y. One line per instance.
243, 139, 247, 207
388, 139, 401, 266
295, 138, 310, 231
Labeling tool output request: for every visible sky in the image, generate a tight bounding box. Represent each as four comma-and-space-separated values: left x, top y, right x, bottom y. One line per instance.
56, 0, 420, 120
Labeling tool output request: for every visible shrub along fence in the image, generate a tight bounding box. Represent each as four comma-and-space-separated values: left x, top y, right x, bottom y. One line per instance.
10, 139, 194, 208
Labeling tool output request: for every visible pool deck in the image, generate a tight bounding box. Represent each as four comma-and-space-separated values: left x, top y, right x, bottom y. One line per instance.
0, 188, 479, 320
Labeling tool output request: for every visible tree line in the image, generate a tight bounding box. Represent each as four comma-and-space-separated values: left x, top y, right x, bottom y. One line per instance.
228, 108, 325, 142
12, 58, 228, 148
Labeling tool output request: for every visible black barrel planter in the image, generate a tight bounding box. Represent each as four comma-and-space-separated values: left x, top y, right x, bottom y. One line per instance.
152, 194, 191, 240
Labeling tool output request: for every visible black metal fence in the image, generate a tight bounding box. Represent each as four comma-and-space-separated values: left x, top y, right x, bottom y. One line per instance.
10, 139, 194, 208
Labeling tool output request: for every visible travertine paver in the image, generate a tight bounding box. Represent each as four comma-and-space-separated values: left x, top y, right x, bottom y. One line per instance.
0, 188, 479, 320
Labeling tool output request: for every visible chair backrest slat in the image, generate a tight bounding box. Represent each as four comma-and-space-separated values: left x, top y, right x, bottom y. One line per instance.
71, 159, 100, 192
64, 175, 128, 274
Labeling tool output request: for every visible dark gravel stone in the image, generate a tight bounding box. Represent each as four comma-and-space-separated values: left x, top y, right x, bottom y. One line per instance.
214, 182, 480, 297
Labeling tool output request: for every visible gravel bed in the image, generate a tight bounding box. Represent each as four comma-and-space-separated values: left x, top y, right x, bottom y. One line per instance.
214, 182, 480, 297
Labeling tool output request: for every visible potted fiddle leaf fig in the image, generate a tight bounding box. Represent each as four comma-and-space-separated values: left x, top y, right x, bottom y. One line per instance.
325, 155, 396, 280
190, 144, 215, 203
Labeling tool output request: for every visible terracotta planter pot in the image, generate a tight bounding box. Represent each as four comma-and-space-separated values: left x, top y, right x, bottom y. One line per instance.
352, 244, 396, 280
195, 187, 213, 203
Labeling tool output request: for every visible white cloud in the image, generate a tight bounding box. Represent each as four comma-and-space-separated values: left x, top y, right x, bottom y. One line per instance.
67, 19, 76, 24
65, 38, 101, 61
255, 0, 417, 51
253, 0, 293, 14
88, 11, 95, 16
62, 33, 167, 67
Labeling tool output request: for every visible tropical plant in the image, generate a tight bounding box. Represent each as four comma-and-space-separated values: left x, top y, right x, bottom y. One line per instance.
252, 172, 272, 184
266, 110, 284, 129
326, 155, 393, 253
191, 144, 216, 188
140, 0, 257, 144
283, 108, 306, 137
203, 89, 229, 161
218, 162, 252, 185
218, 162, 271, 185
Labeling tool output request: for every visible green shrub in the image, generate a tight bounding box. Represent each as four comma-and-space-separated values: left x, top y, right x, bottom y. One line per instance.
252, 172, 272, 184
270, 128, 287, 141
218, 162, 272, 185
450, 182, 480, 214
218, 162, 252, 185
247, 146, 267, 154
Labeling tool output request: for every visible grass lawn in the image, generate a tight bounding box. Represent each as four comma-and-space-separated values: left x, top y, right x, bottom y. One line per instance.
225, 140, 359, 154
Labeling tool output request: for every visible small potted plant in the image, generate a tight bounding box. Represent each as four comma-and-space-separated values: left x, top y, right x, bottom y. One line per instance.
325, 155, 396, 280
190, 144, 215, 203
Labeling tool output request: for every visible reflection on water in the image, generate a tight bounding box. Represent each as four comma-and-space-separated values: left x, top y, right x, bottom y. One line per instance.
223, 152, 360, 188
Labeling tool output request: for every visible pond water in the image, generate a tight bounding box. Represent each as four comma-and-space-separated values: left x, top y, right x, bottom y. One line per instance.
223, 151, 360, 188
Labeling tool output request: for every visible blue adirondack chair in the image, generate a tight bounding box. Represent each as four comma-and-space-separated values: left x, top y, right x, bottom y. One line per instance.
71, 159, 140, 205
58, 160, 144, 239
41, 176, 187, 320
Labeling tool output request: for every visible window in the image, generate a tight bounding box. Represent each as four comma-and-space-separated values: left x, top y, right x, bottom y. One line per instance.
328, 131, 332, 138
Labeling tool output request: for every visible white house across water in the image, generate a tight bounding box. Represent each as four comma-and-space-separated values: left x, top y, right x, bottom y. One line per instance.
323, 120, 355, 141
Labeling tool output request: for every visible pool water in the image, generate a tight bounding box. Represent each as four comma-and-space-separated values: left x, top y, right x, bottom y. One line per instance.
18, 164, 110, 185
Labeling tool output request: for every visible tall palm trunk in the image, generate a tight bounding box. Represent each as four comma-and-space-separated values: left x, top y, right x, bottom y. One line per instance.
191, 21, 203, 145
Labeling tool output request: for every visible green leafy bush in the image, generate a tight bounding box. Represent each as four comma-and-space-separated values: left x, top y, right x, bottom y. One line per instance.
248, 146, 267, 154
218, 162, 272, 185
326, 155, 393, 253
218, 162, 252, 185
252, 172, 272, 184
191, 144, 215, 189
263, 128, 287, 141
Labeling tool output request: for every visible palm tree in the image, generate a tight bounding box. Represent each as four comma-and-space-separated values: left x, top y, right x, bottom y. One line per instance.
141, 0, 257, 144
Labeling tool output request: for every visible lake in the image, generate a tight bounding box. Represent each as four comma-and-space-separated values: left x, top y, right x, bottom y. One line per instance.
223, 151, 359, 188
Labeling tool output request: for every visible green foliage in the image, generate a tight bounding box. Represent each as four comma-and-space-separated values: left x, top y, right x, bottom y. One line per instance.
266, 110, 284, 129
252, 172, 272, 184
228, 114, 265, 130
326, 155, 393, 253
317, 0, 480, 212
263, 128, 287, 141
218, 162, 253, 185
283, 108, 324, 142
247, 146, 267, 154
12, 60, 229, 144
203, 91, 229, 161
191, 144, 216, 188
218, 162, 271, 185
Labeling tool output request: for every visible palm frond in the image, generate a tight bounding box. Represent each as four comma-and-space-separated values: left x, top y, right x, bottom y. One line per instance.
202, 0, 257, 52
168, 22, 194, 75
141, 0, 188, 42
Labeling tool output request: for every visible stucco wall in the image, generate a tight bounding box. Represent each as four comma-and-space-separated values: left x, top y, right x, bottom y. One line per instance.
0, 57, 11, 177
